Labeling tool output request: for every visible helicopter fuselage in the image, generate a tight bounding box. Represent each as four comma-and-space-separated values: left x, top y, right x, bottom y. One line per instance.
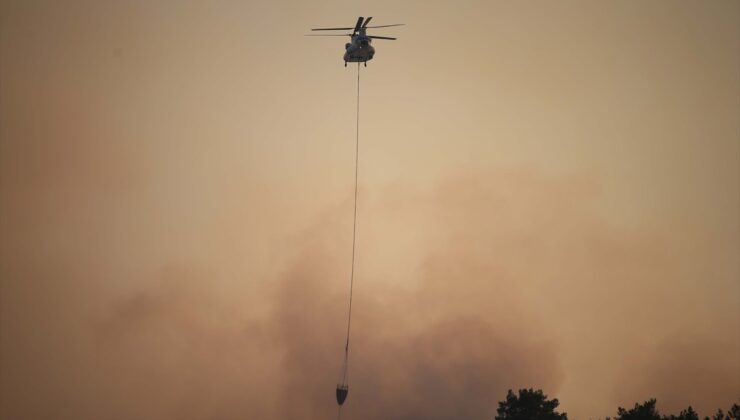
344, 36, 375, 63
308, 17, 401, 67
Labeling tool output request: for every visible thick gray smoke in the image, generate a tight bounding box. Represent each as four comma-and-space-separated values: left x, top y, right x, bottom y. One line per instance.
2, 170, 736, 420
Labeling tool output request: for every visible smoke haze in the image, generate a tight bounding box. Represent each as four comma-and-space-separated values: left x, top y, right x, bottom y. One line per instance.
1, 1, 738, 419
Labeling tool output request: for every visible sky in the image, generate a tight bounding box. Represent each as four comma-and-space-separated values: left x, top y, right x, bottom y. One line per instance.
0, 1, 738, 419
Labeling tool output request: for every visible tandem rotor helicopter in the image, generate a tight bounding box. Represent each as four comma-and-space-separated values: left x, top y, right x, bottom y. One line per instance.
306, 17, 404, 66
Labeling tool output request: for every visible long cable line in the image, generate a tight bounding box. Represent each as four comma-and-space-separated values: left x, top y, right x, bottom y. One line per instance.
346, 61, 361, 379
337, 61, 361, 419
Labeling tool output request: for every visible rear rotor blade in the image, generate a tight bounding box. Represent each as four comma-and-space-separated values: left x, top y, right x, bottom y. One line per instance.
352, 16, 364, 35
368, 35, 396, 40
361, 16, 372, 27
305, 34, 352, 37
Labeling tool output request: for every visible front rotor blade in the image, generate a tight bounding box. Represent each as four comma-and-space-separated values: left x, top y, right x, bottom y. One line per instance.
361, 16, 372, 27
368, 35, 396, 40
364, 24, 405, 28
352, 16, 364, 35
311, 27, 355, 31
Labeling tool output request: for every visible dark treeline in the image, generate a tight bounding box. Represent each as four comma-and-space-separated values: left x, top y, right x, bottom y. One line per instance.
494, 388, 739, 420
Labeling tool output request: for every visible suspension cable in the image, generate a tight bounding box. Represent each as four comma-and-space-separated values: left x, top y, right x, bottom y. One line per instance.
337, 64, 361, 420
343, 61, 361, 383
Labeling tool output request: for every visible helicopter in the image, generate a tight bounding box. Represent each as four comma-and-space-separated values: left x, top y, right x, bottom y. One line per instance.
306, 17, 404, 67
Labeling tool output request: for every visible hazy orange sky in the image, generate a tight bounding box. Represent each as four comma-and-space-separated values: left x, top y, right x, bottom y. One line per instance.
1, 1, 738, 419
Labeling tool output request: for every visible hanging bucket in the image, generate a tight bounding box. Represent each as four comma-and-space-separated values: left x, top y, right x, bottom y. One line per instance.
336, 384, 349, 405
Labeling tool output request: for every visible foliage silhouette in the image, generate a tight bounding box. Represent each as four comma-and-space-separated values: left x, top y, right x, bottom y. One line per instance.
494, 388, 568, 420
664, 406, 700, 420
615, 399, 662, 420
610, 399, 739, 420
493, 389, 739, 420
711, 404, 740, 420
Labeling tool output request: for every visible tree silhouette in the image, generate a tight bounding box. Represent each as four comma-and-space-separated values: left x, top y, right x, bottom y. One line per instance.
709, 404, 740, 420
495, 388, 568, 420
710, 409, 726, 420
664, 406, 699, 420
615, 399, 662, 419
610, 399, 735, 420
494, 388, 738, 420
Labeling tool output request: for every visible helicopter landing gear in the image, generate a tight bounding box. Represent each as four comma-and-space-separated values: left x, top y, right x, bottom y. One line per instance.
344, 62, 347, 67
363, 61, 367, 67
